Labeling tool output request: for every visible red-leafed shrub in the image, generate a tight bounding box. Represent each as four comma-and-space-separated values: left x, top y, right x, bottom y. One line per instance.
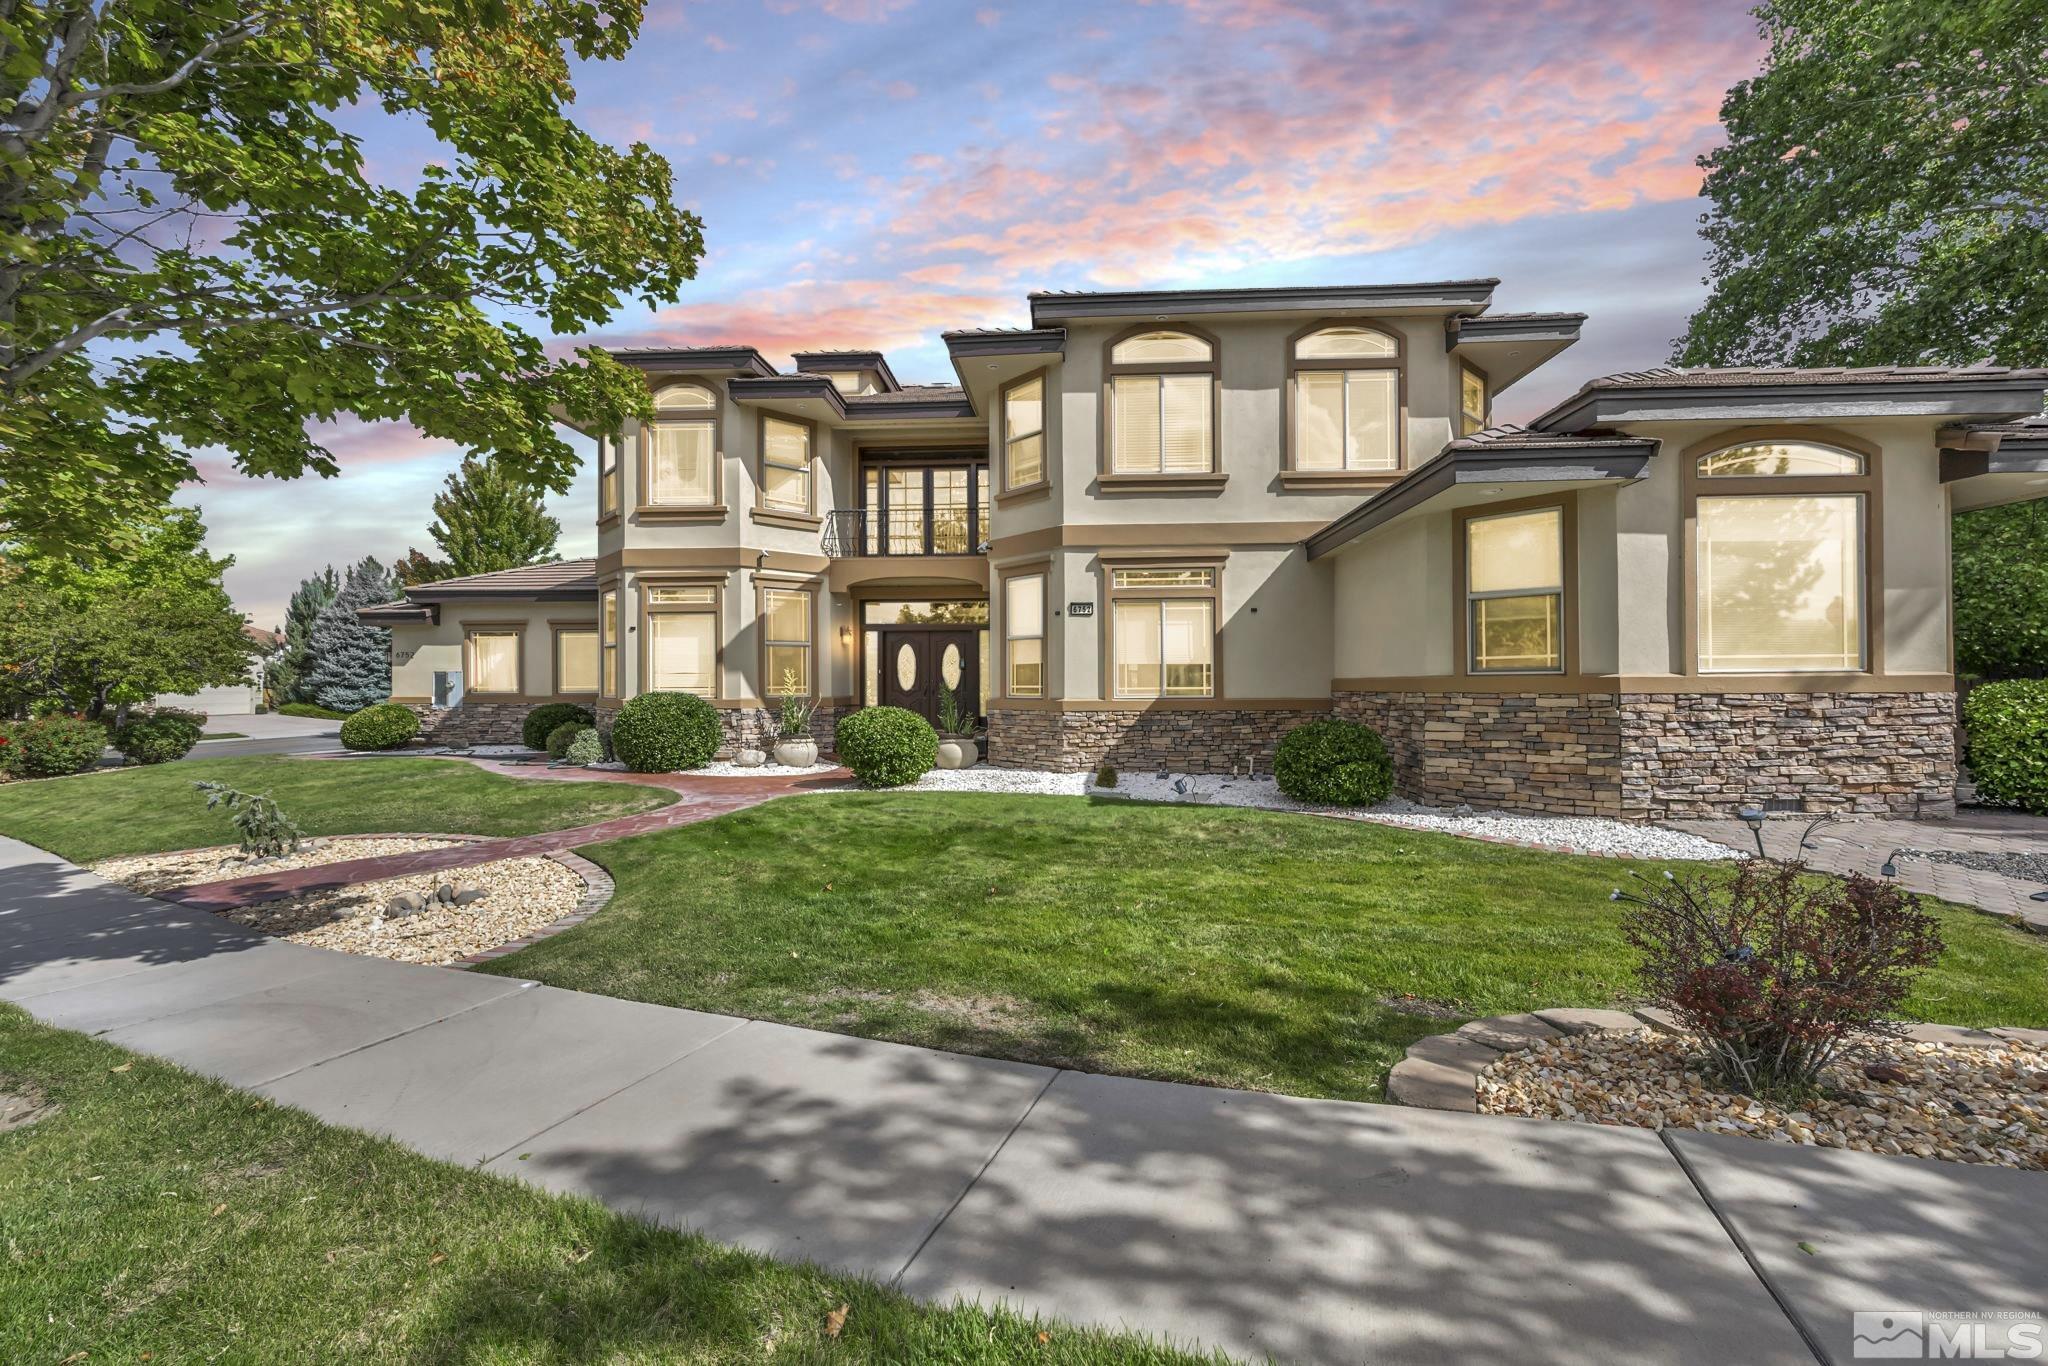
1615, 859, 1943, 1098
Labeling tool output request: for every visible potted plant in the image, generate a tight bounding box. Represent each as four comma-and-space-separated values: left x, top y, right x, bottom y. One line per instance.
934, 683, 978, 769
772, 670, 819, 767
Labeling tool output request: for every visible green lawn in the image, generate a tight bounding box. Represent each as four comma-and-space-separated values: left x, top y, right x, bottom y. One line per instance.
481, 793, 2048, 1103
0, 1007, 1211, 1365
0, 755, 673, 864
199, 731, 248, 740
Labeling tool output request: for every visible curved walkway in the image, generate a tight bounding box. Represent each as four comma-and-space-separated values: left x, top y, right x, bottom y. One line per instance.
6, 834, 2046, 1364
158, 758, 849, 911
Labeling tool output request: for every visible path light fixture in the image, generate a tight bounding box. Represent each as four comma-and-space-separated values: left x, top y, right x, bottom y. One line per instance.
1735, 805, 1768, 858
2032, 889, 2048, 903
1879, 849, 1906, 879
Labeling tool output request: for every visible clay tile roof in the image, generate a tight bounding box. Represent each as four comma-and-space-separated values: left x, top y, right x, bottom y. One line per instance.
1573, 364, 2048, 392
402, 558, 597, 599
1446, 424, 1656, 452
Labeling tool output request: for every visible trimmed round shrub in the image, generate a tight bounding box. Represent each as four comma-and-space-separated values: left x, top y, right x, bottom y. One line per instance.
545, 720, 586, 760
0, 714, 109, 778
835, 706, 937, 787
522, 702, 594, 752
1965, 679, 2048, 815
1273, 718, 1393, 807
114, 710, 204, 765
563, 727, 605, 767
610, 691, 720, 773
339, 702, 421, 752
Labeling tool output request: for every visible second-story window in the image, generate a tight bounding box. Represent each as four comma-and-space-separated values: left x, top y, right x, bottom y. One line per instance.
1107, 329, 1215, 475
1291, 325, 1401, 472
648, 383, 718, 508
1460, 363, 1489, 436
761, 416, 813, 514
598, 434, 621, 518
1002, 373, 1045, 489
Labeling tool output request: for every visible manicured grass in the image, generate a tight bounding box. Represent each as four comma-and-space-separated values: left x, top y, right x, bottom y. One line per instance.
0, 1007, 1211, 1365
0, 755, 673, 864
200, 731, 248, 740
483, 794, 2048, 1103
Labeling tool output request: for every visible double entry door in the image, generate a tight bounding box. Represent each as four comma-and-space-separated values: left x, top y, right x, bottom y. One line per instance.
879, 627, 980, 731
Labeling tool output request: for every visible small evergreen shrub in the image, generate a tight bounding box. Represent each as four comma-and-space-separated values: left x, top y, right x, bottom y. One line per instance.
1964, 679, 2048, 815
1272, 718, 1393, 806
523, 702, 594, 751
611, 691, 720, 773
563, 727, 605, 767
1615, 860, 1943, 1098
545, 720, 585, 760
339, 702, 420, 751
0, 714, 108, 778
1095, 764, 1118, 788
114, 709, 205, 765
193, 780, 303, 858
276, 702, 349, 720
835, 706, 937, 787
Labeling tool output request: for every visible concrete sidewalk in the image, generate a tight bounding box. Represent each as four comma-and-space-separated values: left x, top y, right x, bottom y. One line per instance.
4, 834, 2042, 1364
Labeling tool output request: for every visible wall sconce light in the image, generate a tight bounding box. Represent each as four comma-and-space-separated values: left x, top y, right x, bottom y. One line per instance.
838, 626, 853, 645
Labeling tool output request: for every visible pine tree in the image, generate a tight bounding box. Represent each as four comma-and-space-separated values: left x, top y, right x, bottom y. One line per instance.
428, 457, 561, 578
269, 566, 339, 704
304, 557, 398, 713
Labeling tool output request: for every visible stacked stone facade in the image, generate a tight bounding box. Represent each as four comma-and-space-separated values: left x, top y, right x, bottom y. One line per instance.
987, 706, 1330, 775
1333, 691, 1623, 816
1617, 691, 1957, 820
592, 701, 846, 760
404, 701, 548, 747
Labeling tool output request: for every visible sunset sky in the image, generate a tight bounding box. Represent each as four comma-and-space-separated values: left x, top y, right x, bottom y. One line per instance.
182, 0, 1770, 630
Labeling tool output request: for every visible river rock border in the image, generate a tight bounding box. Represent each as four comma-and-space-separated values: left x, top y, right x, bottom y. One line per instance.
447, 848, 613, 969
1387, 1007, 2048, 1113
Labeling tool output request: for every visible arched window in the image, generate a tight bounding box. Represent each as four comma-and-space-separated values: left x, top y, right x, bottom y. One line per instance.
1290, 324, 1401, 473
1106, 328, 1216, 475
1692, 437, 1873, 673
646, 383, 719, 508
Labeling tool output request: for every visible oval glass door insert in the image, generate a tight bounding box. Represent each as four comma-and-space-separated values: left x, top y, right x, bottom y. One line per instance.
895, 641, 918, 691
940, 642, 963, 690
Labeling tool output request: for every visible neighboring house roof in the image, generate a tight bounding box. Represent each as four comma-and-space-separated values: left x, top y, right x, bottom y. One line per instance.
1533, 365, 2048, 432
1306, 428, 1659, 561
242, 624, 284, 651
397, 558, 599, 601
1027, 279, 1501, 325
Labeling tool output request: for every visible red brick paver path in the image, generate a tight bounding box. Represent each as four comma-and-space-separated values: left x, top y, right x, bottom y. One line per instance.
158, 758, 850, 912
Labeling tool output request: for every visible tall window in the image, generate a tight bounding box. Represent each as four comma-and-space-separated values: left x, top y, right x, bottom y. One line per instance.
1466, 508, 1563, 673
1003, 573, 1044, 697
761, 587, 812, 696
1459, 363, 1488, 436
1107, 329, 1214, 474
1109, 566, 1216, 699
761, 417, 813, 513
467, 630, 521, 694
1695, 441, 1867, 673
555, 628, 598, 694
647, 383, 718, 507
1292, 325, 1400, 471
598, 434, 621, 517
600, 589, 619, 696
645, 584, 718, 696
1003, 373, 1045, 488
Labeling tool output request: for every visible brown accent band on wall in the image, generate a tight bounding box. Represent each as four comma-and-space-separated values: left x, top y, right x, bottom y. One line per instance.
985, 521, 1325, 559
1331, 673, 1956, 695
596, 548, 831, 576
827, 556, 989, 592
403, 692, 602, 708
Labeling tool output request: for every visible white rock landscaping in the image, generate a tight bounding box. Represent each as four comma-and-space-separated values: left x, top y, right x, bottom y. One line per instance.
95, 836, 468, 895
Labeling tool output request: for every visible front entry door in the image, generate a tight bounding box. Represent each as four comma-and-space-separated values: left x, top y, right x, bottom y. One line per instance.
880, 628, 980, 729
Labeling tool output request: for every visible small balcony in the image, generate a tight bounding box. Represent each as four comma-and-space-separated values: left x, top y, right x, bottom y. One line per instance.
823, 461, 990, 558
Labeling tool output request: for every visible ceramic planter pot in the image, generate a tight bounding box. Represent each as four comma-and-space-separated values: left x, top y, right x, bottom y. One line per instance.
936, 736, 978, 770
774, 737, 819, 768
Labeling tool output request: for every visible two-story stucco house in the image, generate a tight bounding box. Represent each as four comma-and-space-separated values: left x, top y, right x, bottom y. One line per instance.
360, 279, 2048, 819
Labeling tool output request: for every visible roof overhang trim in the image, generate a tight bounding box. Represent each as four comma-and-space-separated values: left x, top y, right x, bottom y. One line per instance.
1534, 378, 2048, 433
1028, 280, 1499, 325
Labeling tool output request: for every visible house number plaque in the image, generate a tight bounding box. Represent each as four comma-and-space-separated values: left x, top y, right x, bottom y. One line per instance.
1067, 601, 1094, 617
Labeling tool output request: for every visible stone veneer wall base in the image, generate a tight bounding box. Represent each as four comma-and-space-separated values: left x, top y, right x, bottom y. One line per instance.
593, 702, 844, 761
987, 707, 1330, 776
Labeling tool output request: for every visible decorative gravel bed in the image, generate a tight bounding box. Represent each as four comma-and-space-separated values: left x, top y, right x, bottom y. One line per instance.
95, 837, 468, 895
1479, 1029, 2048, 1170
1902, 847, 2048, 887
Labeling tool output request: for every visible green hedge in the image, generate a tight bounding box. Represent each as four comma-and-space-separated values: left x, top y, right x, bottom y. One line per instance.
0, 714, 108, 779
114, 709, 205, 765
1272, 718, 1393, 807
545, 720, 586, 760
1965, 679, 2048, 815
523, 702, 594, 752
835, 706, 937, 787
275, 702, 349, 720
610, 692, 720, 773
339, 702, 421, 752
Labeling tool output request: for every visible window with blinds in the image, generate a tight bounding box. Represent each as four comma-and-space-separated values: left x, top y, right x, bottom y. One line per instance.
647, 612, 716, 695
555, 630, 598, 694
1003, 573, 1044, 698
1110, 373, 1213, 473
1292, 325, 1400, 471
1112, 599, 1214, 698
1466, 507, 1563, 673
1003, 374, 1045, 487
762, 588, 811, 696
761, 417, 812, 512
468, 632, 520, 694
649, 423, 715, 505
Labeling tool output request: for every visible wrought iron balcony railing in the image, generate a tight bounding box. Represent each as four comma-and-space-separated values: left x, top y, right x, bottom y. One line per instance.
822, 507, 987, 558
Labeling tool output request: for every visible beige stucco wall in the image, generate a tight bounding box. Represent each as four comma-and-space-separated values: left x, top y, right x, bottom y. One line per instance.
1330, 511, 1453, 679
388, 600, 598, 705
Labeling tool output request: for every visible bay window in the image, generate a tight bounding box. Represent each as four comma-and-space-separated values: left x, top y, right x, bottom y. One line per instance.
646, 383, 718, 508
1465, 507, 1564, 673
1107, 329, 1215, 475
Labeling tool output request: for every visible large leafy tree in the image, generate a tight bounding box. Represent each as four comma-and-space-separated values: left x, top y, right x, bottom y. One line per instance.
424, 455, 562, 578
0, 507, 257, 718
1677, 0, 2046, 368
0, 0, 701, 556
1678, 0, 2048, 678
303, 555, 397, 713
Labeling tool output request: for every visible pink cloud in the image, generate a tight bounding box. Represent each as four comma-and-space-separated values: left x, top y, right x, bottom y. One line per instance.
765, 0, 915, 21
